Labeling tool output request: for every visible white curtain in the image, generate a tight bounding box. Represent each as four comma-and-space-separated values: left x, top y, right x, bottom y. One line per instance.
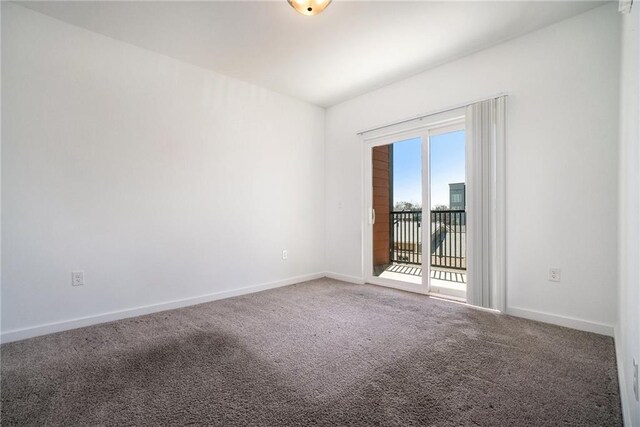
465, 96, 506, 311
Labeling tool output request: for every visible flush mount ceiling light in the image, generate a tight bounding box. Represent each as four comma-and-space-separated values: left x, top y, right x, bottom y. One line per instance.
287, 0, 332, 16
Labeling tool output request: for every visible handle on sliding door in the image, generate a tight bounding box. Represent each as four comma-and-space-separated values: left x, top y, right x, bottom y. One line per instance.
369, 208, 376, 225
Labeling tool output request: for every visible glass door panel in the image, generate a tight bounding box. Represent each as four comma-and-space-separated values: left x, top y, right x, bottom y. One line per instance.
428, 129, 467, 299
371, 137, 423, 286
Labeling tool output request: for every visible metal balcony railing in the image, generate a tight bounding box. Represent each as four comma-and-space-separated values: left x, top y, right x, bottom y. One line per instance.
390, 210, 466, 270
389, 211, 422, 265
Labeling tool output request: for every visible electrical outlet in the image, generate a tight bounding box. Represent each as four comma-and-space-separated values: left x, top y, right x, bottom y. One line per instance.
282, 250, 288, 260
633, 357, 639, 402
548, 268, 561, 282
71, 271, 84, 287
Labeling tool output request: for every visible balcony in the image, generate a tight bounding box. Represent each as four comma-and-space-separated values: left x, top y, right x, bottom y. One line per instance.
375, 209, 467, 298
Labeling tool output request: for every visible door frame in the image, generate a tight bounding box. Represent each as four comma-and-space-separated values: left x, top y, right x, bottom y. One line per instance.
362, 116, 465, 296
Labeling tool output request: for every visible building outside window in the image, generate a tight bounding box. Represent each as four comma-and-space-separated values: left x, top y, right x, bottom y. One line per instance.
448, 183, 465, 211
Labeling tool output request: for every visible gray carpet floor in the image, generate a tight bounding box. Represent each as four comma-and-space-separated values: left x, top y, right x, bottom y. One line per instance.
1, 278, 622, 426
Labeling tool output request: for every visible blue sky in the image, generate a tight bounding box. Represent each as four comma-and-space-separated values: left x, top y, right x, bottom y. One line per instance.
392, 130, 465, 207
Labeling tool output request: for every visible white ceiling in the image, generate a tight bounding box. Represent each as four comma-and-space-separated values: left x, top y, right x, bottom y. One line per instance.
17, 1, 605, 107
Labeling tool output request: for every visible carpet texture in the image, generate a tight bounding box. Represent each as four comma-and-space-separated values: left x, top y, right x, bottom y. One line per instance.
1, 278, 622, 426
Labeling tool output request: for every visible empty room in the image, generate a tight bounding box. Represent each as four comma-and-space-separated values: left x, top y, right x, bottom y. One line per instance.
1, 0, 639, 425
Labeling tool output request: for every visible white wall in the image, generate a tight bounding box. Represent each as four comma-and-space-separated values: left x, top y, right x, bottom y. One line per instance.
0, 2, 626, 344
1, 3, 325, 338
325, 4, 620, 332
618, 2, 640, 425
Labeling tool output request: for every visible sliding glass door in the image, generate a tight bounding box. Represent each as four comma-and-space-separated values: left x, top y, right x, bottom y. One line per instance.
365, 131, 429, 294
370, 136, 424, 288
428, 125, 467, 300
364, 118, 466, 299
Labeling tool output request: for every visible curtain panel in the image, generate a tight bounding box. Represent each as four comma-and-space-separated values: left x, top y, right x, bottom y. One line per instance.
465, 97, 506, 311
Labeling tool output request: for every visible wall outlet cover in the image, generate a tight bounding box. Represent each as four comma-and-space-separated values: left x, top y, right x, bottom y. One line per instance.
72, 271, 84, 287
548, 268, 561, 282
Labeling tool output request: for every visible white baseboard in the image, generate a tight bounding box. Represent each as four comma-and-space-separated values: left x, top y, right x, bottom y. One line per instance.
506, 306, 615, 337
614, 326, 632, 427
324, 272, 365, 285
1, 272, 325, 344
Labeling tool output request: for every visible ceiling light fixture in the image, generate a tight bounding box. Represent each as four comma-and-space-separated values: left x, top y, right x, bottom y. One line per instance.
287, 0, 332, 16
